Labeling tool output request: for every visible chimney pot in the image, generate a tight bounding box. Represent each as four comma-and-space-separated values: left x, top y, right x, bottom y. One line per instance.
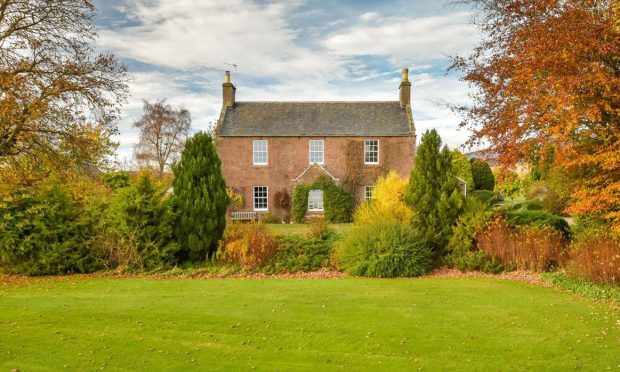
222, 70, 236, 108
399, 67, 411, 107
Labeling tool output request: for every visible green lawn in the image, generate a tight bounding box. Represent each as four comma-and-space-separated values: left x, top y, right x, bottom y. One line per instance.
265, 223, 355, 236
1, 277, 618, 371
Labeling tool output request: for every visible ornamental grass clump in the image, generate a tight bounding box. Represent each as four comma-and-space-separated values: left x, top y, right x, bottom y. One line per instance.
477, 217, 567, 272
217, 222, 277, 269
334, 221, 433, 278
568, 238, 620, 285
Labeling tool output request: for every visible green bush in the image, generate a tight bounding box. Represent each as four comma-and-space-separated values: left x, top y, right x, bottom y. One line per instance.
503, 209, 570, 239
260, 212, 280, 224
262, 234, 337, 274
469, 190, 503, 206
0, 186, 105, 275
448, 197, 488, 255
494, 168, 522, 197
334, 221, 433, 277
110, 173, 180, 271
449, 251, 507, 274
173, 132, 229, 260
570, 214, 616, 243
101, 171, 130, 190
404, 129, 464, 253
451, 150, 474, 187
470, 158, 495, 190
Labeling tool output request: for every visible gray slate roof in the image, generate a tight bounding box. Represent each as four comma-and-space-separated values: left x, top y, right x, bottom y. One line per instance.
218, 101, 414, 137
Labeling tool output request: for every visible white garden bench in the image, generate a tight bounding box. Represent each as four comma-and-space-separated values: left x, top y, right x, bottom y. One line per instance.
231, 211, 257, 221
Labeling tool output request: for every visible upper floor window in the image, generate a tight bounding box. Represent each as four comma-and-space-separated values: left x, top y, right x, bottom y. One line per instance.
364, 185, 374, 201
308, 189, 324, 211
309, 139, 324, 164
253, 140, 268, 165
253, 186, 268, 211
364, 139, 379, 164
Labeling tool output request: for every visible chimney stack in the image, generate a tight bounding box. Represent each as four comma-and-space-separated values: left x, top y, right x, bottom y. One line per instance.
222, 70, 236, 108
399, 67, 411, 107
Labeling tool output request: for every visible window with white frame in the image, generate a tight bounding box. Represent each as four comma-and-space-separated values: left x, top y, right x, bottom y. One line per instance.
364, 185, 374, 201
253, 186, 268, 211
309, 140, 324, 164
253, 139, 268, 165
364, 139, 379, 164
307, 189, 324, 211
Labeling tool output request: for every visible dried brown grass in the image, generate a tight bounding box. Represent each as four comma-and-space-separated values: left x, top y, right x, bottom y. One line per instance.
477, 217, 568, 272
568, 238, 620, 285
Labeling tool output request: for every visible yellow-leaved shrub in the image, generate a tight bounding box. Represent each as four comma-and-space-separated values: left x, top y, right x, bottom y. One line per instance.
217, 222, 277, 269
354, 171, 413, 225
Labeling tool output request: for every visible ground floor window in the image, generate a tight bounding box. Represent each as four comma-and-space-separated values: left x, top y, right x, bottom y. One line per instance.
253, 186, 268, 211
364, 185, 374, 201
307, 189, 324, 211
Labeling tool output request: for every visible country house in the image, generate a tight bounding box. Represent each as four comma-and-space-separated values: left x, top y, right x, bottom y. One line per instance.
215, 69, 417, 220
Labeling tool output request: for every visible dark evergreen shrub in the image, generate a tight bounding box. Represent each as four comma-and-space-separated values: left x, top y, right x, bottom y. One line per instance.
469, 190, 504, 206
173, 132, 229, 260
470, 158, 495, 190
0, 186, 105, 275
101, 171, 130, 190
261, 234, 337, 274
110, 173, 179, 270
503, 209, 570, 239
334, 221, 434, 277
404, 129, 464, 253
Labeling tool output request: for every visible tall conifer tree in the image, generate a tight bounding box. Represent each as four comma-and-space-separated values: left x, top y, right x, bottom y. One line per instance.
405, 130, 463, 253
172, 133, 229, 260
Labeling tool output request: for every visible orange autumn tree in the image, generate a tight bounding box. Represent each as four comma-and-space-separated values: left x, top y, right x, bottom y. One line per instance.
0, 0, 127, 170
451, 0, 620, 229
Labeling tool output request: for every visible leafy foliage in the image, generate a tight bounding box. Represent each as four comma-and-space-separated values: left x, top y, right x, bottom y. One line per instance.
334, 221, 434, 277
217, 222, 278, 269
451, 150, 474, 187
101, 171, 130, 190
306, 216, 332, 240
469, 190, 504, 206
404, 129, 464, 253
503, 209, 570, 239
470, 158, 495, 191
291, 177, 354, 224
292, 184, 311, 223
541, 272, 620, 300
109, 173, 179, 271
354, 171, 412, 225
0, 0, 127, 168
494, 168, 522, 197
450, 0, 620, 230
261, 234, 337, 274
448, 197, 488, 255
0, 186, 105, 275
173, 132, 229, 260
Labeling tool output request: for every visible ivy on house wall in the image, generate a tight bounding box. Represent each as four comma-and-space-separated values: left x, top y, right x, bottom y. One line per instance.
342, 140, 363, 193
292, 184, 310, 223
292, 176, 355, 223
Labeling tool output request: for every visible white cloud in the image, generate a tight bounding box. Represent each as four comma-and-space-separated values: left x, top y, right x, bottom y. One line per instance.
359, 12, 381, 22
323, 12, 478, 60
99, 0, 344, 80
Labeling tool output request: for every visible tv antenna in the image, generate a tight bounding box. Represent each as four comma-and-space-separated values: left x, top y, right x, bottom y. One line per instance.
224, 63, 238, 86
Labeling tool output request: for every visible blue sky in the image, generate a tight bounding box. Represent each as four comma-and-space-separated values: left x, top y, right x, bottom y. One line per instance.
92, 0, 480, 162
